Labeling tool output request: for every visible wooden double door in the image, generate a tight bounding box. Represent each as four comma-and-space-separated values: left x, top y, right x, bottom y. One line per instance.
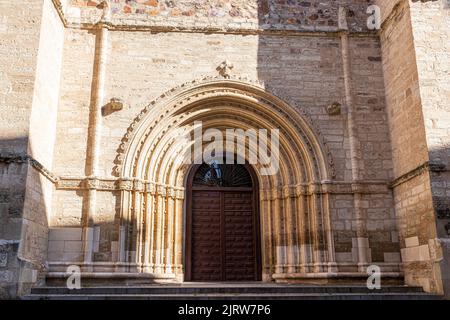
185, 163, 261, 282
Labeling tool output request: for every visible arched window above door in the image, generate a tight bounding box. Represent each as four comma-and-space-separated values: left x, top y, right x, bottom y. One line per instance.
192, 161, 253, 188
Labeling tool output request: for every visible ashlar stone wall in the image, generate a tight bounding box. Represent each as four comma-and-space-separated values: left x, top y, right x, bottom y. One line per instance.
377, 0, 450, 294
0, 0, 65, 298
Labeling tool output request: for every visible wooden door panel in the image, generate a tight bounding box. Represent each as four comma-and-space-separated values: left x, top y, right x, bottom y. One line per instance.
191, 191, 222, 281
224, 192, 256, 281
190, 190, 256, 281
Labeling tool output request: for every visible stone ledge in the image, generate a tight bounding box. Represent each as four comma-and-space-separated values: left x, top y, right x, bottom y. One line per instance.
390, 161, 449, 189
52, 0, 377, 36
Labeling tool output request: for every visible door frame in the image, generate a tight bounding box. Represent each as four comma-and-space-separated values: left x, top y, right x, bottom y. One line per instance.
184, 163, 262, 282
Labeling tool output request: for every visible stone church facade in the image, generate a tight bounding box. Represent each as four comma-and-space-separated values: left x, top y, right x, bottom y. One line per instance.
0, 0, 449, 298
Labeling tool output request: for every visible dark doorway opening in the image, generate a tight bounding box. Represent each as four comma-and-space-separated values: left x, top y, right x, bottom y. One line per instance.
185, 161, 261, 281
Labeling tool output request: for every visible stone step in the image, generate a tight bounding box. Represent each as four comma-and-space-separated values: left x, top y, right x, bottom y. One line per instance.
24, 292, 440, 300
24, 284, 442, 300
29, 284, 426, 295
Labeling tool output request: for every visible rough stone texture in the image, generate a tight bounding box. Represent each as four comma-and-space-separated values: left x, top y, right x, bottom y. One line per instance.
0, 0, 64, 298
377, 0, 450, 295
67, 0, 371, 31
408, 0, 450, 294
0, 0, 44, 299
409, 0, 450, 211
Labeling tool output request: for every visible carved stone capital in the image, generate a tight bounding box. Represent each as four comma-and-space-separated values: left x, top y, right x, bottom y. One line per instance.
175, 189, 185, 200
166, 187, 176, 199
85, 177, 99, 190
133, 180, 145, 192
146, 182, 157, 194
119, 178, 133, 191
156, 184, 167, 197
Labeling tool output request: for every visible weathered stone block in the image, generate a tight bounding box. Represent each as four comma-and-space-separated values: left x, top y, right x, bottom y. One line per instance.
48, 228, 82, 241
405, 236, 420, 248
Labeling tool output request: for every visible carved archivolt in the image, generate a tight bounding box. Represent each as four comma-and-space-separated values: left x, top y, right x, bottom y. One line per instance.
114, 75, 335, 183
113, 76, 341, 278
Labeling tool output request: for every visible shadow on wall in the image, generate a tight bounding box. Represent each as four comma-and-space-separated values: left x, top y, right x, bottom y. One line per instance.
426, 145, 450, 296
0, 137, 51, 298
255, 1, 403, 269
54, 189, 121, 263
429, 146, 450, 238
429, 146, 450, 209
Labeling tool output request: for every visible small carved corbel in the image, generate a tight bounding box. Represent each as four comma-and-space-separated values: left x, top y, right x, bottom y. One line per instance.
108, 98, 124, 111
327, 102, 342, 116
102, 98, 124, 116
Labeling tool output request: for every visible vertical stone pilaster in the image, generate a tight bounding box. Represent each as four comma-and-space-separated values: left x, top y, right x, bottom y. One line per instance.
83, 1, 111, 265
174, 191, 184, 276
340, 19, 369, 272
143, 185, 156, 273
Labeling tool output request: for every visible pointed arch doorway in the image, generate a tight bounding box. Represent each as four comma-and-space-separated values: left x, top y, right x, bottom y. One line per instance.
185, 161, 262, 282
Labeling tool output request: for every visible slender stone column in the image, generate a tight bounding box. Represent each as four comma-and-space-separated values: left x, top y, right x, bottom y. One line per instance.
143, 184, 156, 273
83, 1, 110, 264
261, 190, 273, 280
154, 185, 165, 273
272, 191, 284, 274
165, 188, 175, 274
295, 188, 307, 273
174, 190, 184, 277
339, 7, 369, 272
134, 180, 145, 271
118, 178, 133, 268
308, 188, 323, 273
322, 192, 337, 272
284, 188, 296, 274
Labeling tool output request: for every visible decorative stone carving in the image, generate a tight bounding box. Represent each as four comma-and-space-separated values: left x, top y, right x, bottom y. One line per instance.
133, 180, 144, 192
327, 102, 342, 116
119, 178, 133, 191
85, 177, 99, 190
217, 60, 234, 79
107, 98, 124, 111
56, 178, 83, 190
112, 75, 335, 181
175, 189, 185, 200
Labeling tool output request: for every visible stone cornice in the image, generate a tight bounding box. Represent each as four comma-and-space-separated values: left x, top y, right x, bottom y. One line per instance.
69, 22, 377, 38
51, 0, 68, 27
12, 152, 449, 198
50, 0, 377, 37
377, 0, 405, 37
0, 153, 391, 198
55, 176, 389, 199
56, 176, 185, 199
260, 180, 390, 200
0, 153, 59, 183
390, 161, 448, 189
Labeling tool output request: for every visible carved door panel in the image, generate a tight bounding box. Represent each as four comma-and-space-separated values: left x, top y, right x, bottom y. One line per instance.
191, 190, 222, 281
223, 191, 256, 281
187, 162, 261, 282
190, 190, 257, 281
